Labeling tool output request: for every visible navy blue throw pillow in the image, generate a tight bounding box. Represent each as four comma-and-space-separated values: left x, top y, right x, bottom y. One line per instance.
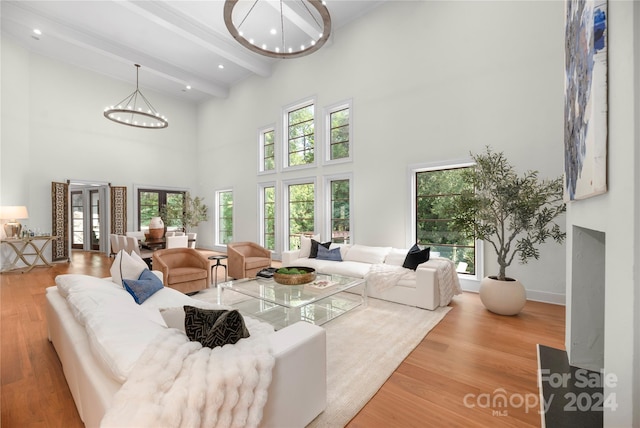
317, 246, 343, 261
310, 240, 332, 258
123, 269, 164, 304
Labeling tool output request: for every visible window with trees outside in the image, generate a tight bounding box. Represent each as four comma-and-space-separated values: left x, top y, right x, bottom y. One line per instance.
415, 165, 476, 275
326, 102, 351, 162
287, 182, 315, 250
216, 190, 233, 246
286, 102, 315, 167
138, 189, 185, 231
260, 127, 275, 172
328, 178, 350, 243
261, 185, 276, 251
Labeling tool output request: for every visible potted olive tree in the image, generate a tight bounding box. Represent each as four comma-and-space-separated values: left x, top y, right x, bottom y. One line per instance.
182, 193, 208, 232
451, 147, 566, 315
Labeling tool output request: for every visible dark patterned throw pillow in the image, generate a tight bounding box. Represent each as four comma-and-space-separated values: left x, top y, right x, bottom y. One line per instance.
402, 244, 430, 270
309, 239, 332, 258
184, 305, 250, 348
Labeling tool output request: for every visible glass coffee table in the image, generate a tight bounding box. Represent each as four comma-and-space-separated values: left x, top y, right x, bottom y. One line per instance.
217, 272, 366, 330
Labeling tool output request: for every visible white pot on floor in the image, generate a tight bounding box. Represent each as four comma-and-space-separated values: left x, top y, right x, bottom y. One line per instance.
479, 276, 526, 316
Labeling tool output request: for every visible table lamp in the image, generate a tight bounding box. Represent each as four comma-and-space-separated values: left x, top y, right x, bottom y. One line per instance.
0, 206, 29, 239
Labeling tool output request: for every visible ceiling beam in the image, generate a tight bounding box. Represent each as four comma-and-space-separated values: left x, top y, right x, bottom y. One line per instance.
2, 1, 230, 98
118, 0, 273, 78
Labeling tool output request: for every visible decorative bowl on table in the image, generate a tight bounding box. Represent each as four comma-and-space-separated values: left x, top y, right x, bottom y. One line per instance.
273, 267, 316, 285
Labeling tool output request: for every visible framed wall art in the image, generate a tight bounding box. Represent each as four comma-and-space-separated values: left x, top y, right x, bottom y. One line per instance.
564, 0, 608, 201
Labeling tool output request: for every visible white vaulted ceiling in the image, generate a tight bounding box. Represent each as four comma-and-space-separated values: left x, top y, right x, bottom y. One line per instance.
1, 0, 385, 103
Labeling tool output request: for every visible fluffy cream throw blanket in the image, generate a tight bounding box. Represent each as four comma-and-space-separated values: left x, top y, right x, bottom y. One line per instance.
429, 257, 463, 306
365, 258, 462, 306
365, 264, 416, 293
101, 326, 275, 428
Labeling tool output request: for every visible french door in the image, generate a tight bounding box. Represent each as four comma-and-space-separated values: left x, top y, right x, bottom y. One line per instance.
70, 188, 104, 251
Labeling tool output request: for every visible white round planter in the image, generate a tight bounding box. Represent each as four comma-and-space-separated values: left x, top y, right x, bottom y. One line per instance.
479, 276, 526, 316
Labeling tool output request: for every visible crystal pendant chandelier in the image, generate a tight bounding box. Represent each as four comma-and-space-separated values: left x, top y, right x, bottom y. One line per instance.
103, 64, 168, 129
224, 0, 331, 59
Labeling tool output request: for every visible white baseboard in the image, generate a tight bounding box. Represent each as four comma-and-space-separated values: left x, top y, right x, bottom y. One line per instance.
460, 279, 566, 306
526, 290, 565, 306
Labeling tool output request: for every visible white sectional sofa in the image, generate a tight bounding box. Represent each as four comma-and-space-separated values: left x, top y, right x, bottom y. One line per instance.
282, 243, 462, 310
46, 273, 326, 427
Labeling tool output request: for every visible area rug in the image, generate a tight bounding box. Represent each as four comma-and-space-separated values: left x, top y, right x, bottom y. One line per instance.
193, 289, 450, 427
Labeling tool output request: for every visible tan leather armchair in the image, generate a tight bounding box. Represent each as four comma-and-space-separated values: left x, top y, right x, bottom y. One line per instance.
152, 248, 210, 294
227, 242, 272, 279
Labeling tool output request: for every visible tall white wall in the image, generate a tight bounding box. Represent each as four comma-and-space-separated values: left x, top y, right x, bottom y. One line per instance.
196, 1, 567, 301
1, 38, 199, 237
565, 1, 639, 425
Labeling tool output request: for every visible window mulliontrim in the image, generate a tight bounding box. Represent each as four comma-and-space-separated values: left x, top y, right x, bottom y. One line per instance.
282, 97, 317, 170
408, 159, 482, 280
324, 99, 353, 165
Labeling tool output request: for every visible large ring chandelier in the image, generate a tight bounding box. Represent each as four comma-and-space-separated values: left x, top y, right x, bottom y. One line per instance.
224, 0, 331, 59
103, 64, 168, 129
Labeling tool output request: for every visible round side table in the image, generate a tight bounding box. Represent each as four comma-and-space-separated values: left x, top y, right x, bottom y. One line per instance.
208, 255, 228, 287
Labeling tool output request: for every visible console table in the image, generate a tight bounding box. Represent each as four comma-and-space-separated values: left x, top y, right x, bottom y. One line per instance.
1, 235, 58, 273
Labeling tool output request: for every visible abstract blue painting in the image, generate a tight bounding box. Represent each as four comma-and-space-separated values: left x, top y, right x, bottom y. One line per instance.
564, 0, 608, 201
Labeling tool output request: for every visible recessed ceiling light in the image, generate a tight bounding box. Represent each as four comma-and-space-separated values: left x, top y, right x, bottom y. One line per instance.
186, 85, 191, 90
218, 64, 224, 69
33, 29, 42, 36
270, 28, 277, 35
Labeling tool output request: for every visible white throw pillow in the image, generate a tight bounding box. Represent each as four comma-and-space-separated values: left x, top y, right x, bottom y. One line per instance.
110, 250, 148, 286
385, 248, 410, 266
330, 243, 351, 260
160, 307, 186, 332
344, 244, 392, 264
299, 234, 320, 258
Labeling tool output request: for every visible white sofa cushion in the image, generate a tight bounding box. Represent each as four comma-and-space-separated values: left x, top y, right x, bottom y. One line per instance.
289, 258, 371, 279
326, 261, 371, 278
344, 244, 391, 264
84, 302, 170, 383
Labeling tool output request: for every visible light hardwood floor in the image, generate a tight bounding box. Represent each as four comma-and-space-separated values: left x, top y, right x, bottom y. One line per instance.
1, 251, 565, 427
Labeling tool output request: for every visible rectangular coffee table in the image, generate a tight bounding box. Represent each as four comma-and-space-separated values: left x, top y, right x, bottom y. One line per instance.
217, 272, 366, 330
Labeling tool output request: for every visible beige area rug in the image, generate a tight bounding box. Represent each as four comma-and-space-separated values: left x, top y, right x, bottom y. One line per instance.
193, 289, 451, 427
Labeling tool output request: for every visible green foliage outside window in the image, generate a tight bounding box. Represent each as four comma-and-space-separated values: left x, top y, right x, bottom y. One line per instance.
263, 130, 275, 171
140, 190, 184, 231
288, 104, 314, 167
288, 183, 314, 249
218, 191, 233, 245
330, 108, 349, 160
331, 179, 350, 243
416, 167, 475, 274
182, 193, 208, 231
163, 193, 185, 228
139, 191, 159, 227
263, 187, 275, 250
